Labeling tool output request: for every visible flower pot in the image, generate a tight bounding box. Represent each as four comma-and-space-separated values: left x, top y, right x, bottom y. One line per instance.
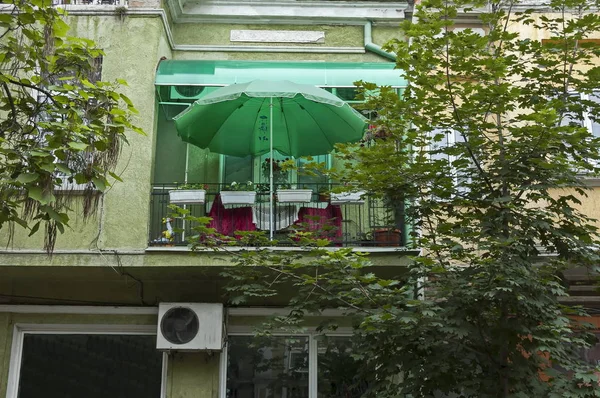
169, 189, 206, 205
330, 191, 366, 205
318, 193, 330, 202
276, 189, 313, 203
373, 228, 401, 247
220, 191, 256, 205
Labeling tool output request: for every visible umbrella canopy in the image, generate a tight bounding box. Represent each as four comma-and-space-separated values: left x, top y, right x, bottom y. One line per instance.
173, 80, 367, 158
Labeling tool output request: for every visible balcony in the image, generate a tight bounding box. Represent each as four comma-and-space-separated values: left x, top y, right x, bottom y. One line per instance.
149, 183, 408, 248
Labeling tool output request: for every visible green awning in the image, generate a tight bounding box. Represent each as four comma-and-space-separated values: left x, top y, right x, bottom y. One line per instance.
155, 60, 406, 88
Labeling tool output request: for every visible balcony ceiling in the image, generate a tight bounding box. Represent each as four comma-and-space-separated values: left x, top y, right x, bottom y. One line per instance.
169, 0, 409, 25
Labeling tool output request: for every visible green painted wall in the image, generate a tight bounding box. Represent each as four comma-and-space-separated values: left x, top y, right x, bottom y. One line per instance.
173, 23, 363, 47
0, 14, 169, 251
167, 352, 220, 398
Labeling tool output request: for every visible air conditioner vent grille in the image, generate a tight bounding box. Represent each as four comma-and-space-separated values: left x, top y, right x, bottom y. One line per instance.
160, 307, 199, 345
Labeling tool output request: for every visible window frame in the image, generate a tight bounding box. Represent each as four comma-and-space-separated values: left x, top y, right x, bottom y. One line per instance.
220, 325, 353, 398
580, 91, 599, 139
6, 323, 167, 398
428, 127, 473, 194
557, 90, 600, 172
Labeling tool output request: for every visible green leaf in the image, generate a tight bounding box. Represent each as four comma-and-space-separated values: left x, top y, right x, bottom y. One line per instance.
68, 142, 88, 151
80, 79, 96, 89
39, 162, 56, 173
27, 186, 43, 202
92, 177, 106, 191
16, 172, 39, 184
53, 18, 70, 37
108, 171, 123, 182
28, 221, 40, 237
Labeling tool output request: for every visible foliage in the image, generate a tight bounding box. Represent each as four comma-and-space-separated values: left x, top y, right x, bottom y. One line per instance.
0, 0, 143, 252
226, 180, 254, 191
207, 0, 600, 397
176, 182, 209, 190
262, 157, 290, 187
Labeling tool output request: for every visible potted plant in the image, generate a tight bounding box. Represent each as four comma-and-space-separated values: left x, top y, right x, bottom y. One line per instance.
372, 228, 401, 247
318, 186, 330, 202
220, 181, 256, 205
370, 189, 405, 247
169, 183, 208, 205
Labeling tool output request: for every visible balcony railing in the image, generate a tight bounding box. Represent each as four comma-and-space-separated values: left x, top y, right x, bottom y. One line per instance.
52, 1, 126, 5
149, 183, 407, 248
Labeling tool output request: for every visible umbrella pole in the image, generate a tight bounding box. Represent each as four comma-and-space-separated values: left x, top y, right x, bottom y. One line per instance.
269, 97, 274, 241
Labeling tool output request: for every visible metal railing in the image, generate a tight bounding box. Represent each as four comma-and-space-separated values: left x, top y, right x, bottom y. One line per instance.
149, 183, 406, 248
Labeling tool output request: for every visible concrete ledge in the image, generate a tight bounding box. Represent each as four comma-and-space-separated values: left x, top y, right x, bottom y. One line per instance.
170, 0, 407, 25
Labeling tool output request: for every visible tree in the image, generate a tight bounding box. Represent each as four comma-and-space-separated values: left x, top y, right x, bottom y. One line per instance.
0, 0, 143, 252
179, 0, 600, 396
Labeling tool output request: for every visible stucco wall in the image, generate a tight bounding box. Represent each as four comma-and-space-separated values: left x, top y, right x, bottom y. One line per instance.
0, 14, 169, 251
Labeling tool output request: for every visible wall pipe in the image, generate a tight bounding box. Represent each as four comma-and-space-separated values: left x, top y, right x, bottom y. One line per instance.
364, 21, 397, 61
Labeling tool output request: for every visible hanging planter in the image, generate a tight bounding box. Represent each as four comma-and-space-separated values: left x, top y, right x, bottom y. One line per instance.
169, 189, 206, 205
276, 189, 313, 203
220, 191, 257, 205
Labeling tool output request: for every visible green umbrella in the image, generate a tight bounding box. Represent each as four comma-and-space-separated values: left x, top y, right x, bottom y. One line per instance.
173, 80, 367, 239
173, 80, 367, 157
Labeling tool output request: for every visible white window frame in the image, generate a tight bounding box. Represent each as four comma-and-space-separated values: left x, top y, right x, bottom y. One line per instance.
6, 323, 167, 398
220, 325, 352, 398
580, 91, 599, 138
429, 128, 473, 194
558, 91, 600, 172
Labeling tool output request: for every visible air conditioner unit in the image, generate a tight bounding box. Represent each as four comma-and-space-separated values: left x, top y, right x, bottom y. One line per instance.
170, 85, 206, 101
157, 303, 224, 351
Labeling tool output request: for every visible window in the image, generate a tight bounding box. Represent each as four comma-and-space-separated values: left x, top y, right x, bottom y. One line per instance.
429, 128, 473, 194
226, 335, 309, 398
580, 332, 600, 366
322, 87, 360, 103
317, 336, 368, 397
221, 153, 330, 189
583, 92, 600, 139
557, 91, 600, 171
35, 56, 104, 190
7, 324, 164, 398
225, 333, 365, 398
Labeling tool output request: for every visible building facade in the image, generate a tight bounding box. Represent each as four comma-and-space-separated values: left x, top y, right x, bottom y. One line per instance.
0, 1, 599, 397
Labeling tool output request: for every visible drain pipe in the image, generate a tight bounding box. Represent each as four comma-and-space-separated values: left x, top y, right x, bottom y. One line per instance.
364, 21, 397, 61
